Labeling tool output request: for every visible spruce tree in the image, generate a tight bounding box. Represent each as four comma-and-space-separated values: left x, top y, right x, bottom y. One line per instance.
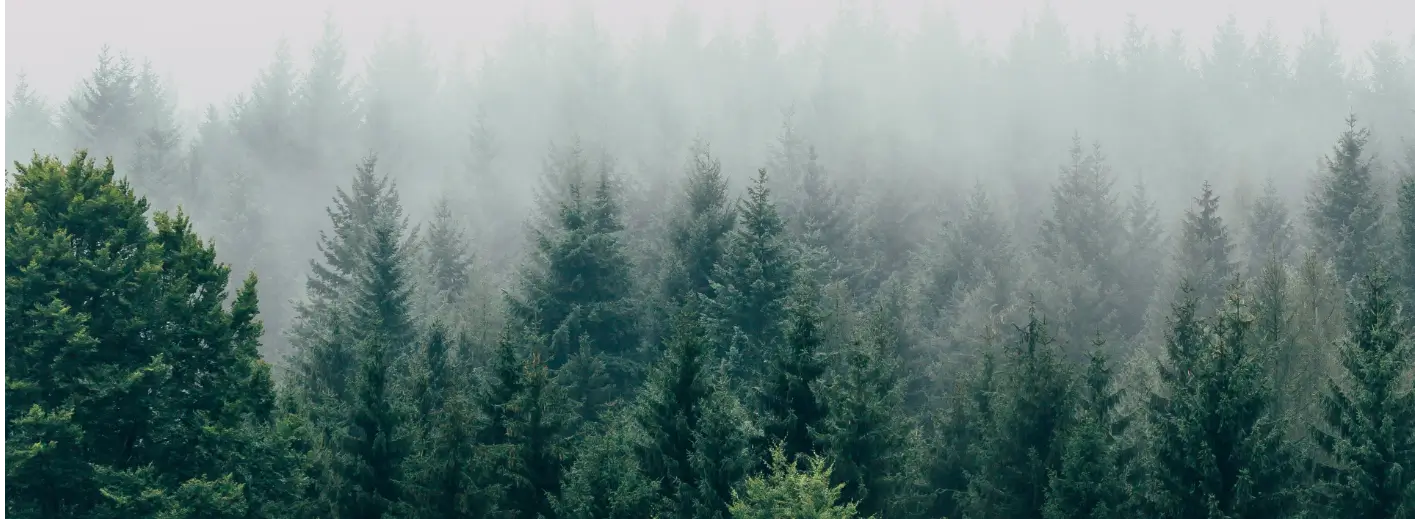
340, 333, 409, 519
6, 73, 57, 170
1147, 283, 1297, 519
818, 311, 924, 519
964, 306, 1075, 519
1308, 115, 1384, 285
62, 47, 139, 165
1121, 178, 1164, 335
925, 352, 997, 519
554, 409, 660, 519
5, 152, 296, 517
1042, 349, 1138, 519
1246, 177, 1296, 273
664, 140, 737, 303
709, 168, 796, 379
632, 305, 756, 519
1309, 268, 1415, 518
1396, 165, 1415, 306
728, 443, 863, 519
1177, 181, 1238, 313
129, 60, 184, 210
500, 350, 573, 519
422, 196, 474, 309
756, 275, 831, 467
508, 146, 640, 382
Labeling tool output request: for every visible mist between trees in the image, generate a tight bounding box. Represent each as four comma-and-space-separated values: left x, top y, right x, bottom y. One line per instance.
7, 4, 1415, 519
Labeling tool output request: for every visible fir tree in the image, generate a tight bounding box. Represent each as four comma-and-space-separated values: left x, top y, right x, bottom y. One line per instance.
340, 333, 409, 519
1308, 115, 1384, 285
756, 276, 831, 468
1121, 178, 1164, 335
1246, 177, 1296, 272
728, 443, 863, 519
664, 140, 737, 303
500, 350, 573, 519
5, 73, 57, 170
1396, 166, 1415, 305
1147, 283, 1298, 519
1042, 349, 1138, 519
925, 352, 997, 519
62, 47, 139, 165
965, 306, 1075, 519
1177, 181, 1238, 313
709, 168, 796, 379
633, 306, 756, 519
1309, 268, 1415, 518
5, 152, 296, 517
554, 409, 660, 519
818, 312, 924, 519
421, 196, 475, 309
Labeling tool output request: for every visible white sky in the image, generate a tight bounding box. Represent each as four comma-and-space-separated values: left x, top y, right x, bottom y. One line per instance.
5, 0, 1415, 114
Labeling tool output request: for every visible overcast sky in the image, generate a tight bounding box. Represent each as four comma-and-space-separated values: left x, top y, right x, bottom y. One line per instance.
6, 0, 1414, 115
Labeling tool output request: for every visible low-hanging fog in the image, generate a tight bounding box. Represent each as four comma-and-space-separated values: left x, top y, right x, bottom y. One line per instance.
9, 1, 1415, 517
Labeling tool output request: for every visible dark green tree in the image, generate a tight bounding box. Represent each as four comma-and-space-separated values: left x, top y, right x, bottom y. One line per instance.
709, 168, 796, 379
339, 333, 409, 519
964, 306, 1075, 519
818, 313, 925, 519
663, 140, 737, 303
633, 306, 756, 519
1146, 283, 1298, 519
1309, 268, 1415, 518
499, 350, 574, 519
756, 276, 831, 467
1042, 349, 1138, 519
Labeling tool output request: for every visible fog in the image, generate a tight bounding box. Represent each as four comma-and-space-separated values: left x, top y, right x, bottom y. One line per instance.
6, 0, 1415, 365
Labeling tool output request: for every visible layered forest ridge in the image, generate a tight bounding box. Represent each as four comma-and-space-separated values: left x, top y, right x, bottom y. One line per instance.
7, 5, 1415, 518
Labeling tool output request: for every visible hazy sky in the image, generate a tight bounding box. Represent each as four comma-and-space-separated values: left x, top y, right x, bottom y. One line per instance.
6, 0, 1414, 115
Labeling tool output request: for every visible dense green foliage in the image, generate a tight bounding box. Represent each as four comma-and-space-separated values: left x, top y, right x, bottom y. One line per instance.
8, 8, 1415, 519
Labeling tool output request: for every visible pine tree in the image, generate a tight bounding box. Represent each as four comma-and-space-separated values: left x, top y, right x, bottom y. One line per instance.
509, 146, 640, 382
728, 443, 863, 519
1042, 349, 1138, 519
1246, 177, 1296, 273
290, 155, 409, 404
633, 306, 756, 519
128, 60, 184, 210
1309, 268, 1415, 518
5, 152, 297, 517
500, 350, 573, 519
421, 196, 475, 309
1121, 178, 1164, 335
5, 73, 57, 171
1176, 181, 1238, 313
664, 140, 736, 303
340, 333, 409, 519
1147, 283, 1298, 519
709, 168, 796, 379
62, 47, 139, 165
965, 306, 1075, 519
554, 409, 660, 519
818, 312, 924, 519
925, 352, 997, 519
1308, 115, 1384, 285
757, 276, 831, 467
1396, 165, 1415, 305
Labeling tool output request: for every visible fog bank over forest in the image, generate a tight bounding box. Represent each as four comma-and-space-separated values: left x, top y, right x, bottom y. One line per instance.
6, 1, 1415, 365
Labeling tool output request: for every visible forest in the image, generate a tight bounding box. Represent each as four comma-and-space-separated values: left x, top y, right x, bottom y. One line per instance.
6, 4, 1415, 518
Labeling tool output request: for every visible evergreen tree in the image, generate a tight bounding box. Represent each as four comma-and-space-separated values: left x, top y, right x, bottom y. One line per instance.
128, 60, 184, 210
421, 196, 475, 309
709, 168, 797, 379
1396, 166, 1415, 305
1121, 177, 1164, 335
664, 140, 737, 303
1042, 349, 1138, 519
818, 312, 924, 519
62, 47, 139, 165
964, 306, 1075, 519
633, 306, 756, 519
918, 182, 1014, 336
1309, 268, 1415, 518
289, 155, 409, 405
1147, 283, 1298, 519
1246, 177, 1296, 273
1308, 115, 1384, 285
1176, 181, 1238, 313
6, 73, 57, 171
339, 333, 409, 519
756, 275, 831, 467
509, 146, 640, 381
500, 350, 573, 519
5, 152, 295, 518
555, 409, 660, 519
728, 443, 863, 519
925, 352, 997, 519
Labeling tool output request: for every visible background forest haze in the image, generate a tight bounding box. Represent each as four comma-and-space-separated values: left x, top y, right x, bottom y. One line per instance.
7, 1, 1415, 518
